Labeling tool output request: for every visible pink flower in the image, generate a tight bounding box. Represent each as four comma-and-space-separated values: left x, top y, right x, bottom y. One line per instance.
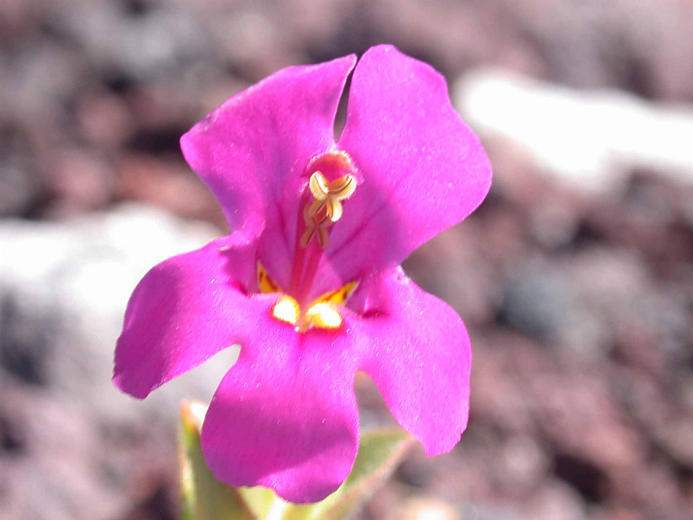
113, 45, 491, 503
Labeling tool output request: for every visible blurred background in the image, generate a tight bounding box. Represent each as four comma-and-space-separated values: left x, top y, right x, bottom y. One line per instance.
1, 0, 692, 519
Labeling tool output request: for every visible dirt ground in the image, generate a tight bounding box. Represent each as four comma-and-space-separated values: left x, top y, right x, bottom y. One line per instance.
1, 1, 691, 519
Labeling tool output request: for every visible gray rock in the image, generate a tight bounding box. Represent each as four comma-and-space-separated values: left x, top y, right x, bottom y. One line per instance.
52, 0, 215, 84
0, 204, 236, 419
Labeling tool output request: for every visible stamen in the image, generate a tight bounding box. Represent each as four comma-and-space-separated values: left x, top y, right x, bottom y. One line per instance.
327, 175, 356, 202
301, 171, 357, 248
263, 148, 360, 331
309, 172, 329, 201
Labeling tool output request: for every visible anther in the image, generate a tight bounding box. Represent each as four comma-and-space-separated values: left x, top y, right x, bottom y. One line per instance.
301, 171, 357, 248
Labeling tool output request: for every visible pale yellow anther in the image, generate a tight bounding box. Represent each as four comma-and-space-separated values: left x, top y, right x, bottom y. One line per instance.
301, 171, 357, 248
309, 172, 330, 201
326, 198, 342, 222
326, 174, 357, 201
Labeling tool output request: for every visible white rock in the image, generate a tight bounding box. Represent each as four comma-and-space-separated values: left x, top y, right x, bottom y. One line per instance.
0, 204, 237, 424
455, 68, 693, 193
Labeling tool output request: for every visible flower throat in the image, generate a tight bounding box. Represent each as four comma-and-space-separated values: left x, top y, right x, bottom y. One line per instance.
261, 150, 359, 333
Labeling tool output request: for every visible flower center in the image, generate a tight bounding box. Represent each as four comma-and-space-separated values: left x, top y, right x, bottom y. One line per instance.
262, 150, 359, 332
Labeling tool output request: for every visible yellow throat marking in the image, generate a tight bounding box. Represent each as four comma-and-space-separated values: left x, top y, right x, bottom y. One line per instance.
258, 263, 358, 332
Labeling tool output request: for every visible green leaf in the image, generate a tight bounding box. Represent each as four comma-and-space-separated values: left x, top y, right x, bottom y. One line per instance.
274, 429, 415, 520
179, 400, 259, 520
178, 400, 415, 520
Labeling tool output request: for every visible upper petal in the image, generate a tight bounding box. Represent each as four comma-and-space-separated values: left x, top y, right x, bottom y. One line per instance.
113, 239, 270, 399
181, 55, 356, 287
331, 45, 491, 280
350, 267, 471, 455
201, 316, 360, 503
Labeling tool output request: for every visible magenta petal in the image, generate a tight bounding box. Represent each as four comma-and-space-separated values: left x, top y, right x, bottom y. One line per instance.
201, 317, 359, 503
354, 268, 471, 455
181, 55, 355, 287
332, 45, 491, 279
113, 239, 268, 399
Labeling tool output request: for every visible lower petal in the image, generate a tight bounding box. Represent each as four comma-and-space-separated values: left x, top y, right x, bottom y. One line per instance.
113, 239, 267, 399
354, 267, 471, 455
200, 318, 360, 503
